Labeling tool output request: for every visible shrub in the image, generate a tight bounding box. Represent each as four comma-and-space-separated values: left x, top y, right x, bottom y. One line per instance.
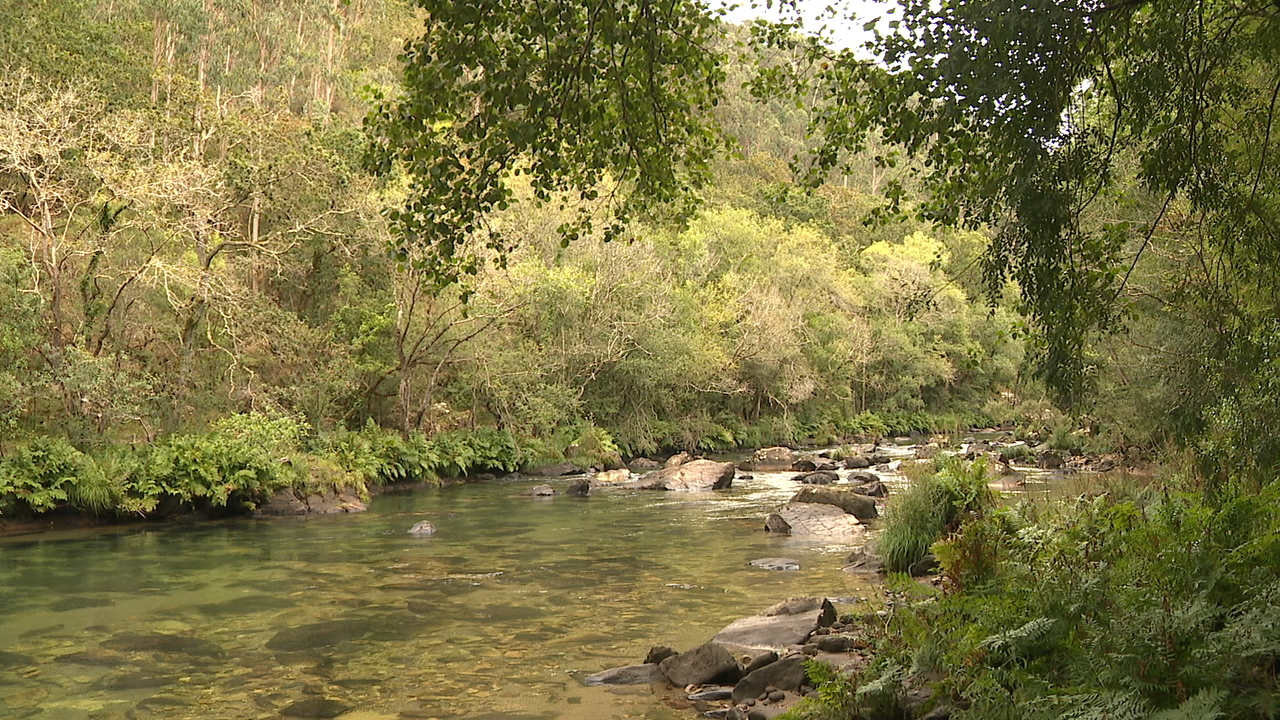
876, 457, 994, 572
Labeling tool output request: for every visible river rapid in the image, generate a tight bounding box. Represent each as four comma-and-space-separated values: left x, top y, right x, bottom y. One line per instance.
0, 471, 884, 720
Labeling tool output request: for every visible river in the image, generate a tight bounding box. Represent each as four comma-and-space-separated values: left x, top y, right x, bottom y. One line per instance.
0, 470, 882, 720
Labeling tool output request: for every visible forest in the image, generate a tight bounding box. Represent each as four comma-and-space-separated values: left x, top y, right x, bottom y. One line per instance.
3, 0, 1280, 718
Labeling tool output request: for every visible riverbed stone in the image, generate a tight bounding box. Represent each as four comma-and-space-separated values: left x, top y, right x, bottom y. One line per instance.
658, 642, 741, 686
636, 459, 735, 491
764, 513, 792, 534
773, 503, 863, 539
594, 468, 631, 484
407, 521, 436, 536
566, 479, 591, 496
280, 697, 350, 718
528, 462, 585, 477
850, 480, 888, 498
743, 650, 779, 674
256, 486, 367, 517
790, 486, 878, 521
731, 654, 808, 703
628, 457, 661, 472
582, 663, 664, 686
844, 455, 872, 469
712, 598, 836, 651
523, 484, 556, 496
665, 452, 693, 468
752, 447, 796, 471
749, 558, 800, 571
793, 471, 839, 485
101, 633, 225, 659
645, 645, 679, 665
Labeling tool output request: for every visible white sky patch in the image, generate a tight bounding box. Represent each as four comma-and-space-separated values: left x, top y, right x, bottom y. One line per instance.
712, 0, 899, 53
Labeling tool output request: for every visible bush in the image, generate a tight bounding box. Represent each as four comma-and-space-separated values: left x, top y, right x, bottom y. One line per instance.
876, 457, 994, 572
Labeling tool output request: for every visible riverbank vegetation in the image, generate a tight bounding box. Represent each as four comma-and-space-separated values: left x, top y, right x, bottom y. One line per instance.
0, 1, 1043, 520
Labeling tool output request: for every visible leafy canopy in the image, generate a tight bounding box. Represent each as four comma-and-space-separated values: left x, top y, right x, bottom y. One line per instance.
368, 0, 729, 286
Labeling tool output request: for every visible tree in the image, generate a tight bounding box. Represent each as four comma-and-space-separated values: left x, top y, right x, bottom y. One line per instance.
366, 0, 730, 286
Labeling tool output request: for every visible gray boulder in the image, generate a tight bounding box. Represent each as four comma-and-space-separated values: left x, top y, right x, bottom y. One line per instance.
773, 502, 864, 539
582, 663, 664, 686
636, 459, 735, 491
658, 642, 741, 686
712, 597, 836, 651
731, 654, 809, 703
528, 462, 585, 477
850, 480, 888, 498
256, 486, 367, 516
752, 447, 797, 471
848, 470, 880, 485
844, 455, 872, 469
644, 645, 679, 665
791, 486, 878, 521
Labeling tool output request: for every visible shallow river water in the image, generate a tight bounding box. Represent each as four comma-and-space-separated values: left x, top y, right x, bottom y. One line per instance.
0, 472, 882, 720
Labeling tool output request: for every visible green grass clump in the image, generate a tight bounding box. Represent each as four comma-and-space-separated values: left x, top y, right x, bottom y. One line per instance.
876, 457, 994, 572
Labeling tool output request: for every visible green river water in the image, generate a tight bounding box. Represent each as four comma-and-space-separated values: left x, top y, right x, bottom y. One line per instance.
0, 472, 881, 720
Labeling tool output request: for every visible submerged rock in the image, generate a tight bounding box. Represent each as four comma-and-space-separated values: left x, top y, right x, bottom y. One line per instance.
100, 633, 225, 659
407, 520, 436, 536
566, 479, 591, 496
280, 697, 350, 718
749, 558, 800, 571
582, 663, 664, 686
793, 471, 839, 485
523, 484, 556, 496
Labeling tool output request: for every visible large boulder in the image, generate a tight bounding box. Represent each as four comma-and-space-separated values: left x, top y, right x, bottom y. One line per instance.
791, 486, 878, 521
764, 513, 792, 534
658, 642, 741, 686
752, 447, 797, 471
582, 663, 664, 686
713, 598, 836, 652
844, 455, 873, 469
636, 459, 735, 491
628, 457, 662, 472
773, 503, 864, 539
731, 654, 809, 703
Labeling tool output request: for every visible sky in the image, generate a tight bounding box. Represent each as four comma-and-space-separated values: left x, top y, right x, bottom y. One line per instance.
714, 0, 898, 51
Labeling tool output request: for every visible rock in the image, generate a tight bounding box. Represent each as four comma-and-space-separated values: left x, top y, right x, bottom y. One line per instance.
848, 470, 880, 485
528, 462, 585, 477
764, 513, 792, 534
915, 443, 940, 459
255, 486, 367, 516
523, 484, 556, 496
731, 654, 808, 703
665, 452, 693, 468
602, 452, 627, 471
658, 642, 741, 686
689, 686, 735, 701
868, 454, 891, 465
645, 645, 679, 665
843, 546, 883, 575
908, 553, 939, 577
743, 651, 779, 674
1037, 452, 1064, 469
712, 598, 836, 651
964, 442, 992, 459
816, 635, 855, 652
794, 471, 839, 485
918, 706, 954, 720
790, 458, 818, 472
790, 486, 878, 521
749, 558, 800, 571
582, 663, 664, 686
850, 480, 888, 498
594, 468, 631, 484
844, 455, 872, 469
628, 457, 662, 472
280, 697, 350, 718
636, 459, 735, 491
566, 479, 591, 497
752, 447, 797, 471
407, 521, 436, 537
773, 503, 863, 539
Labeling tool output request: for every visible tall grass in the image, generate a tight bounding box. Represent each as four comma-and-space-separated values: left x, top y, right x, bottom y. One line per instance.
876, 457, 994, 572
